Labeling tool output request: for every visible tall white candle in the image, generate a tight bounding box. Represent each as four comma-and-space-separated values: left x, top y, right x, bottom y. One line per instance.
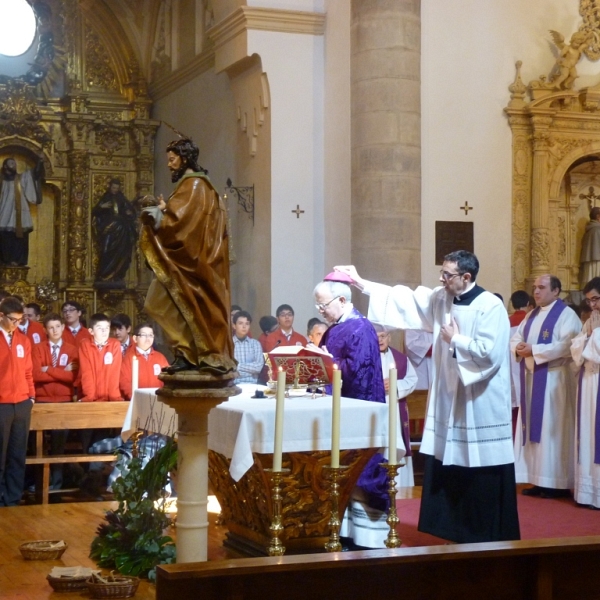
132, 356, 139, 393
331, 364, 342, 468
388, 363, 398, 465
273, 366, 286, 472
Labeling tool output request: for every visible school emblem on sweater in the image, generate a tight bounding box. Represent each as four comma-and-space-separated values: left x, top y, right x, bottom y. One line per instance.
32, 333, 40, 344
104, 352, 113, 365
16, 344, 24, 358
153, 363, 161, 376
59, 353, 68, 366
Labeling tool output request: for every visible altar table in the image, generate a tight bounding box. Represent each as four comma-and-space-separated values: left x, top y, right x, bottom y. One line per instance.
123, 384, 405, 554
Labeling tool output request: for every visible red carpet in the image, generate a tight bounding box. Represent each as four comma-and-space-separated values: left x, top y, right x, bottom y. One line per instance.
396, 494, 600, 546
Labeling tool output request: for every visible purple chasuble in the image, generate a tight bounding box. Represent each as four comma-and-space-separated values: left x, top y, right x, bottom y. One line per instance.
388, 346, 412, 458
319, 308, 385, 403
519, 300, 567, 444
320, 308, 388, 510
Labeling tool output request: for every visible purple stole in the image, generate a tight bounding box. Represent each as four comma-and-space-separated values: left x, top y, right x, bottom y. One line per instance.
519, 299, 567, 444
389, 347, 411, 457
576, 362, 600, 465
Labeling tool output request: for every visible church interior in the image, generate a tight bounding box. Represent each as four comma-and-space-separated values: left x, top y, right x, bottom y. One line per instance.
4, 0, 600, 598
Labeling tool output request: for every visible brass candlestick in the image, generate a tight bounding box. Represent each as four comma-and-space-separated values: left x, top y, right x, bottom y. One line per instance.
381, 461, 404, 548
265, 468, 289, 556
323, 465, 348, 552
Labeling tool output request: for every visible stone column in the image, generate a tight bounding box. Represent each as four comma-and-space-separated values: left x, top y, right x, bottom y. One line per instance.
351, 0, 421, 302
530, 115, 553, 280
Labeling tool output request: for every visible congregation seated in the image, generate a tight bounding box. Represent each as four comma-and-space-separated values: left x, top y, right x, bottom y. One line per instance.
120, 323, 169, 400
306, 318, 327, 348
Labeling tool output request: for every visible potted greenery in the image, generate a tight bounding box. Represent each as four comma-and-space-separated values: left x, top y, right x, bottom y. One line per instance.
90, 437, 177, 581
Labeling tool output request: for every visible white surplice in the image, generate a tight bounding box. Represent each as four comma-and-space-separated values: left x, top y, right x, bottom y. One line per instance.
380, 347, 418, 487
511, 301, 581, 489
364, 281, 514, 468
571, 327, 600, 507
404, 330, 433, 390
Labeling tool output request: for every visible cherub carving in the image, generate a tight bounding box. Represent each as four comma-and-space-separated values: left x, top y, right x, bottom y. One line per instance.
548, 30, 592, 90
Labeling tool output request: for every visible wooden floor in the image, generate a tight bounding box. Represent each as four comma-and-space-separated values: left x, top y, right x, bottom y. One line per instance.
0, 488, 421, 600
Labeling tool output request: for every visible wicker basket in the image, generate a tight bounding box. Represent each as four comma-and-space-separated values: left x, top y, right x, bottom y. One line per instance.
46, 574, 88, 592
19, 540, 67, 560
86, 575, 140, 598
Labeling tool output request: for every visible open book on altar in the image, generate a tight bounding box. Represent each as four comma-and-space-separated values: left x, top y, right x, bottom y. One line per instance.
268, 345, 335, 386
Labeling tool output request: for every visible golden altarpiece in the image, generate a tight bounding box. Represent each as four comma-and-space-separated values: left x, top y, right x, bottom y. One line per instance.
506, 12, 600, 299
0, 0, 158, 318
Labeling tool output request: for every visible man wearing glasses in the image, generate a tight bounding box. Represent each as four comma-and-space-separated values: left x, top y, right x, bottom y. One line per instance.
512, 274, 581, 499
263, 304, 307, 351
335, 250, 521, 544
571, 277, 600, 509
0, 296, 35, 506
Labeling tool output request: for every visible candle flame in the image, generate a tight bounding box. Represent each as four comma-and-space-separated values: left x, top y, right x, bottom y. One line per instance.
278, 366, 283, 372
333, 363, 338, 370
390, 363, 395, 369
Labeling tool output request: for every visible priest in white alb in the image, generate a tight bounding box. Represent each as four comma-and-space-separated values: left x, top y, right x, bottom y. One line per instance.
512, 274, 581, 499
571, 276, 600, 510
335, 250, 520, 543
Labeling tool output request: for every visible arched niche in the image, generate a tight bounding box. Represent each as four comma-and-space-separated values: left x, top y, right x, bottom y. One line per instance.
506, 76, 600, 296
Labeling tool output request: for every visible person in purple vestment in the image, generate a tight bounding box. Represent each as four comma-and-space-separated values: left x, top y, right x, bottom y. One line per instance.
313, 276, 390, 522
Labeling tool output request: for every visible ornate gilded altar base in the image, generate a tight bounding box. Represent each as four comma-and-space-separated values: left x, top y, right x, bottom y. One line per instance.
208, 448, 378, 556
0, 265, 29, 285
157, 371, 240, 564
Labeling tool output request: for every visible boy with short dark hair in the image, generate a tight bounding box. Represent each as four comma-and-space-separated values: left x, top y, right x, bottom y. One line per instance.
110, 313, 133, 356
61, 301, 93, 348
78, 313, 122, 401
0, 296, 34, 506
120, 323, 169, 400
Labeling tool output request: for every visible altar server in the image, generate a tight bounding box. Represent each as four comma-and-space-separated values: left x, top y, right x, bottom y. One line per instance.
571, 277, 600, 509
120, 323, 169, 400
335, 251, 521, 543
512, 274, 581, 498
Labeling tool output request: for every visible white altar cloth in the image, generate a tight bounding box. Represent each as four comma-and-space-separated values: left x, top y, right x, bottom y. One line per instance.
122, 383, 405, 482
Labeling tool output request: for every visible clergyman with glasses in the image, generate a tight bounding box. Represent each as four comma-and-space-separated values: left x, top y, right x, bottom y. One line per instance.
334, 250, 521, 545
313, 272, 387, 549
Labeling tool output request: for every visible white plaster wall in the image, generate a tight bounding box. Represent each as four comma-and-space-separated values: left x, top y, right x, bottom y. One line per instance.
421, 0, 599, 300
247, 28, 325, 333
151, 70, 237, 216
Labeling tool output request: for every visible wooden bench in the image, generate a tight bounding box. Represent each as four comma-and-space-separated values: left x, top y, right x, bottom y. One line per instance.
26, 401, 130, 505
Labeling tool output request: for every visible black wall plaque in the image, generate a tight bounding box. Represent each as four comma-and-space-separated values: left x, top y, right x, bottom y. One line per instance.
435, 221, 474, 265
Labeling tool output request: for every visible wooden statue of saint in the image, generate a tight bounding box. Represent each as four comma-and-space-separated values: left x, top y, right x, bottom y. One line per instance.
0, 156, 44, 266
92, 178, 137, 287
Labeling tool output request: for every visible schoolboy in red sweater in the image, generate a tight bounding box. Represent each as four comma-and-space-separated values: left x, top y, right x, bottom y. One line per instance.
78, 313, 122, 402
120, 323, 169, 401
33, 313, 78, 403
19, 303, 47, 348
0, 296, 34, 506
61, 301, 93, 348
32, 313, 78, 489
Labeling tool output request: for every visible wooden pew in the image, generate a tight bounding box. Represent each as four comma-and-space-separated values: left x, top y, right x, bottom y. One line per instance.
156, 536, 600, 600
26, 401, 130, 505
